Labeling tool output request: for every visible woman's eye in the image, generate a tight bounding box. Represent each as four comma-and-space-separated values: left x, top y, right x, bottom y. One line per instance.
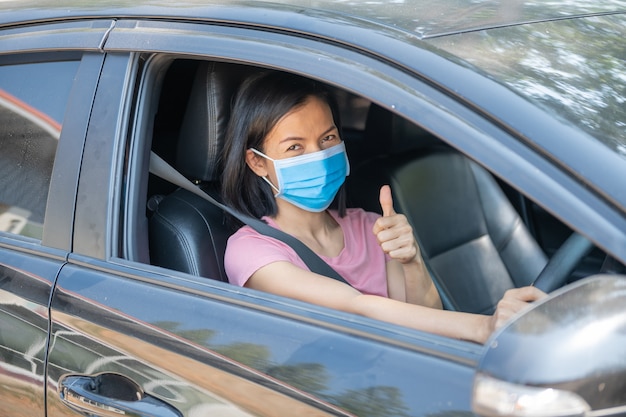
286, 144, 301, 151
322, 134, 337, 143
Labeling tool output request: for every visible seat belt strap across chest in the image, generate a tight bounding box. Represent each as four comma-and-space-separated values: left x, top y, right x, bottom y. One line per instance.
149, 151, 349, 285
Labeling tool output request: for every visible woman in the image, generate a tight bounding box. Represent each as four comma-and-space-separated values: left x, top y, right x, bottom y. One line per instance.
221, 71, 545, 344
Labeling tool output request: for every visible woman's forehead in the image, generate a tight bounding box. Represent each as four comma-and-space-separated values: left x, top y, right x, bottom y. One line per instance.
264, 97, 335, 143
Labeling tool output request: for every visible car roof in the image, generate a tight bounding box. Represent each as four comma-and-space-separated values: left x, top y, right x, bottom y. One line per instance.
0, 0, 624, 38
280, 1, 626, 39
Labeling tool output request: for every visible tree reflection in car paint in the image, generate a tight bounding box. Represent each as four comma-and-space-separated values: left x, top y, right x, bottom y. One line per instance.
155, 321, 413, 417
50, 264, 477, 417
48, 298, 348, 416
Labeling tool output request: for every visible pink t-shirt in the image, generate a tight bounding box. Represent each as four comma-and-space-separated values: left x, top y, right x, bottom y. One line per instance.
225, 208, 389, 297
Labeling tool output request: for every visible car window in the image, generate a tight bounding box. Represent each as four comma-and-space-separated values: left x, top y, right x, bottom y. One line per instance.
137, 56, 611, 302
0, 58, 79, 239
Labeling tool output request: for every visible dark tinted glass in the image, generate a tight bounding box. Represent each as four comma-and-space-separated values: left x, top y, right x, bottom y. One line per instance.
0, 58, 79, 239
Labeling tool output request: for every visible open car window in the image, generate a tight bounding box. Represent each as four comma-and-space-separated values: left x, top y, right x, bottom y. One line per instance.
122, 56, 617, 318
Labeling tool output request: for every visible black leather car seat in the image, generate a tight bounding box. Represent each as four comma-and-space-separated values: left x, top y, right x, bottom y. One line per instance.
349, 105, 548, 314
149, 61, 252, 281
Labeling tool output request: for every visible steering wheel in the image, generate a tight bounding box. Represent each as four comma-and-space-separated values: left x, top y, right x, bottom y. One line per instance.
532, 232, 594, 293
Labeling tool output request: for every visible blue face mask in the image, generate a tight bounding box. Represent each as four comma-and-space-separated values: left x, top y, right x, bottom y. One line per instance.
250, 142, 350, 212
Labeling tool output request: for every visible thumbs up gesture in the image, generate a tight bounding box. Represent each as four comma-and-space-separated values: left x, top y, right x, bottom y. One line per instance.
373, 185, 419, 264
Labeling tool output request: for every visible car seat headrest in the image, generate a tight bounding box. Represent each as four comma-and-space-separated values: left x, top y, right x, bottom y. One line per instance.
176, 61, 252, 182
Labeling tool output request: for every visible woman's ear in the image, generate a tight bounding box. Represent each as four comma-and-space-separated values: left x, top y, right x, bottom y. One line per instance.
245, 149, 268, 177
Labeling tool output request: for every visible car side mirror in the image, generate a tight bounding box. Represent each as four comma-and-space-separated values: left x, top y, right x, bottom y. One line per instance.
473, 275, 626, 417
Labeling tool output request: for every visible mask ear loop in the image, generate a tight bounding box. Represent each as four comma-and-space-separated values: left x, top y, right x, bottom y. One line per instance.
249, 148, 281, 195
260, 175, 280, 195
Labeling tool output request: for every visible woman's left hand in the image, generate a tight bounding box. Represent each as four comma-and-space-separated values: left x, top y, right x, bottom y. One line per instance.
373, 185, 420, 264
490, 286, 548, 331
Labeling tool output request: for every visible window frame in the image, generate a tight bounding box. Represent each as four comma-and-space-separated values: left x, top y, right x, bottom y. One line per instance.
107, 19, 626, 269
0, 19, 111, 254
0, 51, 102, 257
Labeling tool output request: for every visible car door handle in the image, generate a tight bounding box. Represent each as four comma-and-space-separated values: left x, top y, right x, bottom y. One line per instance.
59, 372, 182, 417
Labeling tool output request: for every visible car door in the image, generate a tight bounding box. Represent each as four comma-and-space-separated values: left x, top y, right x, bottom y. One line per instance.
0, 20, 108, 417
46, 19, 484, 417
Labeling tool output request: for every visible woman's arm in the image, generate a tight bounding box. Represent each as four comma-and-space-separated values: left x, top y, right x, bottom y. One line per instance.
375, 185, 441, 308
386, 259, 441, 308
245, 260, 543, 343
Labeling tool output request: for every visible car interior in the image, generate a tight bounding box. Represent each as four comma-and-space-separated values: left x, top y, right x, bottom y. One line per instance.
140, 58, 613, 315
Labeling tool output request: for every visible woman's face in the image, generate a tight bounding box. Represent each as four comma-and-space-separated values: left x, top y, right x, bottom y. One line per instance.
245, 95, 341, 181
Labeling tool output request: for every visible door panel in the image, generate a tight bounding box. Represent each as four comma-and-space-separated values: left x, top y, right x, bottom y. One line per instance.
48, 261, 479, 416
0, 49, 98, 417
57, 22, 480, 417
0, 249, 65, 417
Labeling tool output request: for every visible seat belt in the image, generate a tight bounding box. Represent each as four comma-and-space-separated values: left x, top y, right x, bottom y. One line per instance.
149, 151, 349, 285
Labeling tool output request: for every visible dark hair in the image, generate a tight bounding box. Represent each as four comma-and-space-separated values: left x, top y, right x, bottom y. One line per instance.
221, 71, 346, 224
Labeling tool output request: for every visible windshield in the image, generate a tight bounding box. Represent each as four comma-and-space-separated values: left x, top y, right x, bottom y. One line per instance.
427, 14, 626, 160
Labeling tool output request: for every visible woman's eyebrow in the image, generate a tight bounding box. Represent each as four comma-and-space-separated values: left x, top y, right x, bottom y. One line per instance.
278, 125, 337, 144
278, 136, 304, 145
318, 125, 338, 138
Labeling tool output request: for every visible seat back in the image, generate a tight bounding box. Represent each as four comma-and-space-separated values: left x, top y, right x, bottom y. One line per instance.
149, 61, 252, 281
350, 105, 548, 313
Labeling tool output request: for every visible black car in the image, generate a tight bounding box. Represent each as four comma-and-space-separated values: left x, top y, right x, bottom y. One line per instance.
1, 1, 625, 416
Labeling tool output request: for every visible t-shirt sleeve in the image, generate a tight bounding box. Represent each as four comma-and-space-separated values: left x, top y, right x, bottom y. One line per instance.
224, 226, 303, 287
